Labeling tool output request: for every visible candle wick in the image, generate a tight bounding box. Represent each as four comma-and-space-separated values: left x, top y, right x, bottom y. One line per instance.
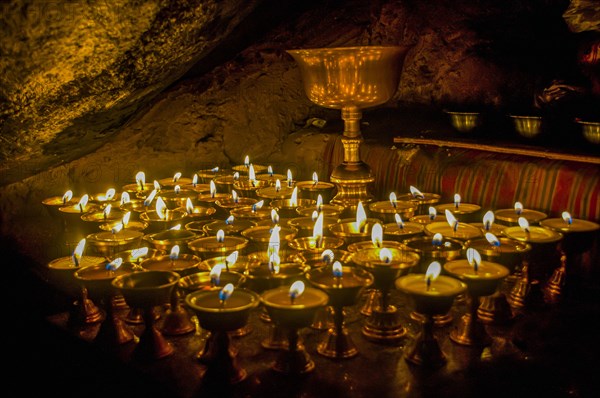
426, 277, 431, 291
290, 295, 295, 305
79, 204, 83, 213
73, 256, 79, 268
225, 261, 230, 272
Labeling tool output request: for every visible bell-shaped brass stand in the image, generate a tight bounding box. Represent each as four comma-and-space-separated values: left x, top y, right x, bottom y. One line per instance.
311, 306, 334, 330
67, 287, 103, 328
94, 296, 135, 346
409, 311, 453, 327
359, 289, 380, 316
262, 323, 290, 350
450, 294, 490, 346
135, 306, 174, 360
273, 327, 314, 374
477, 290, 514, 325
318, 304, 357, 359
405, 315, 446, 368
161, 289, 195, 336
198, 331, 246, 383
543, 252, 567, 304
362, 289, 407, 343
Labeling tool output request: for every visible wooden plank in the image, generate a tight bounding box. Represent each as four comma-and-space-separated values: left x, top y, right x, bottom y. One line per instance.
393, 137, 600, 165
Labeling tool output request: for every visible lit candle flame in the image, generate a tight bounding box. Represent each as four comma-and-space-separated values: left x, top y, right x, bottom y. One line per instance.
219, 283, 234, 303
312, 172, 319, 185
211, 166, 219, 173
106, 258, 123, 271
395, 213, 404, 229
410, 186, 425, 199
216, 229, 225, 243
514, 201, 523, 215
131, 247, 149, 260
379, 248, 392, 263
321, 249, 334, 264
428, 206, 437, 220
289, 280, 305, 303
111, 223, 123, 234
173, 172, 182, 182
313, 212, 324, 248
454, 193, 461, 208
244, 155, 250, 167
249, 164, 256, 184
233, 171, 240, 180
268, 165, 273, 176
226, 215, 234, 225
252, 200, 264, 212
483, 210, 494, 231
103, 204, 112, 220
62, 190, 73, 204
425, 261, 441, 290
186, 198, 194, 215
311, 210, 319, 222
389, 192, 397, 208
287, 169, 293, 187
72, 238, 86, 267
371, 223, 383, 248
562, 211, 573, 225
289, 186, 298, 206
268, 225, 281, 259
432, 233, 443, 246
268, 252, 280, 274
210, 180, 217, 198
120, 191, 131, 206
225, 251, 238, 268
154, 180, 161, 190
275, 179, 281, 192
518, 217, 530, 233
143, 189, 157, 207
135, 171, 146, 190
155, 197, 167, 220
271, 209, 279, 224
355, 201, 367, 232
445, 209, 459, 232
174, 185, 181, 194
210, 263, 224, 286
169, 224, 181, 230
232, 190, 238, 203
170, 245, 180, 261
192, 174, 198, 187
485, 232, 501, 246
332, 261, 343, 278
466, 248, 481, 272
77, 194, 89, 213
105, 188, 116, 201
316, 194, 323, 212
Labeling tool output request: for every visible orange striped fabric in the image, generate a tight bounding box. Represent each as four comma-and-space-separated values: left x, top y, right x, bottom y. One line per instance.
324, 136, 600, 222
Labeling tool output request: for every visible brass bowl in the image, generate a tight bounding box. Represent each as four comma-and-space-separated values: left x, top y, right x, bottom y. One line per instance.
576, 120, 600, 144
445, 111, 481, 133
510, 115, 543, 138
112, 270, 179, 308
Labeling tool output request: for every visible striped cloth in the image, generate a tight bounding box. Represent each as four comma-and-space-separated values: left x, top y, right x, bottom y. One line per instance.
324, 136, 600, 222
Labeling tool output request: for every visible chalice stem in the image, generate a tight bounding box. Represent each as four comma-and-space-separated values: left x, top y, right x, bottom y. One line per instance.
288, 328, 300, 353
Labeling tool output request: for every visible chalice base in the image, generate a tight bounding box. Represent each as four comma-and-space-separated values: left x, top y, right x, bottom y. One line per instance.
161, 305, 196, 336
405, 334, 446, 369
359, 289, 381, 316
67, 297, 103, 328
273, 346, 315, 375
450, 313, 490, 347
261, 324, 290, 350
330, 160, 375, 213
362, 305, 407, 344
133, 324, 174, 360
94, 303, 135, 346
311, 306, 334, 330
200, 331, 247, 384
228, 323, 253, 337
410, 311, 453, 327
317, 327, 358, 359
125, 306, 160, 324
477, 292, 514, 325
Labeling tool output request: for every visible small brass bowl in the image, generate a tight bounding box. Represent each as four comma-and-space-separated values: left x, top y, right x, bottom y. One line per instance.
445, 110, 481, 133
510, 115, 543, 138
576, 120, 600, 144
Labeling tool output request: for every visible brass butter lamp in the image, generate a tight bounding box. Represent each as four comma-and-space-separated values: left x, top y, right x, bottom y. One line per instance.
287, 46, 409, 211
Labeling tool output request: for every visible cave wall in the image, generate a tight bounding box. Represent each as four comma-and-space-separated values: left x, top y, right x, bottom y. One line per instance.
1, 0, 598, 264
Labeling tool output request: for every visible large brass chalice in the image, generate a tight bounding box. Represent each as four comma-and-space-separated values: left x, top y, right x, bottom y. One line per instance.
287, 46, 409, 212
